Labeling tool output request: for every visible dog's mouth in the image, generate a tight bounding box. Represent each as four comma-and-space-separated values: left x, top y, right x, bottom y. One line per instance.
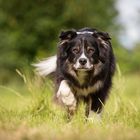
73, 65, 93, 71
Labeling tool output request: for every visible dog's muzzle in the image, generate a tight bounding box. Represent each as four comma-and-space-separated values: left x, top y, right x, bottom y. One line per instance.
73, 58, 93, 71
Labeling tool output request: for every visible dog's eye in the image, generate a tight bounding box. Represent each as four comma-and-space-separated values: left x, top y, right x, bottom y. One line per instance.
72, 48, 79, 54
87, 48, 95, 54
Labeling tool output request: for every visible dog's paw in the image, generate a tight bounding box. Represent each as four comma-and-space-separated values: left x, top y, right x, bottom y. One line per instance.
57, 80, 76, 107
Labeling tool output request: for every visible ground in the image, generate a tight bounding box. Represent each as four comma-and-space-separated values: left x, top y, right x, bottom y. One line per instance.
0, 69, 140, 140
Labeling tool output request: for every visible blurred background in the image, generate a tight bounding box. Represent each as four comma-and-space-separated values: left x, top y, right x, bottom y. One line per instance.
0, 2, 140, 139
0, 0, 140, 85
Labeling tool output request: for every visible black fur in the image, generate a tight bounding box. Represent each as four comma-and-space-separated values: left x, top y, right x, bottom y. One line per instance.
56, 27, 115, 116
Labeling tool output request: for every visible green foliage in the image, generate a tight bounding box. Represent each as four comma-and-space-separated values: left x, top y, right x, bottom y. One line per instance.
0, 0, 118, 83
0, 0, 139, 83
113, 41, 140, 73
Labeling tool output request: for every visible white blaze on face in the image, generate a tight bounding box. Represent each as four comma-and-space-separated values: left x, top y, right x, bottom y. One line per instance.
79, 50, 88, 60
73, 46, 93, 70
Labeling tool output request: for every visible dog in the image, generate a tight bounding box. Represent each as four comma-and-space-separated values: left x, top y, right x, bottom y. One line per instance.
34, 27, 115, 119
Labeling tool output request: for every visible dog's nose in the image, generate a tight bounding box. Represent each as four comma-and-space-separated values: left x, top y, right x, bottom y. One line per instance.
79, 58, 87, 65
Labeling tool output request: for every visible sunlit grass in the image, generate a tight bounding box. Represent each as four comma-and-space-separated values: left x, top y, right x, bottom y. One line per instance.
0, 68, 140, 140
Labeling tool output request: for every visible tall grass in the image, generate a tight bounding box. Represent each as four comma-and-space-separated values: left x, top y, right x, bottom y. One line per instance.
0, 67, 140, 140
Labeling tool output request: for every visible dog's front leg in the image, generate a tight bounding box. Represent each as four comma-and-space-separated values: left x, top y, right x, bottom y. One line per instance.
87, 95, 102, 123
57, 80, 77, 115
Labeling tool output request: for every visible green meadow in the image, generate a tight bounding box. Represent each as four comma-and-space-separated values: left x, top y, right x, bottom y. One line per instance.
0, 67, 140, 140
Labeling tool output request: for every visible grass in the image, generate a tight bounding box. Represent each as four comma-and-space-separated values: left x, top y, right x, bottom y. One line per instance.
0, 69, 140, 140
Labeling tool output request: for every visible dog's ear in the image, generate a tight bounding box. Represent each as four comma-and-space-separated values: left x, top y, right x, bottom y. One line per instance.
93, 31, 111, 49
97, 32, 111, 40
93, 31, 111, 63
58, 30, 76, 59
93, 31, 111, 41
59, 30, 77, 41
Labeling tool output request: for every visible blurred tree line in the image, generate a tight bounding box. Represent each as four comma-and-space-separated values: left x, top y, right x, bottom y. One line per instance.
0, 0, 139, 84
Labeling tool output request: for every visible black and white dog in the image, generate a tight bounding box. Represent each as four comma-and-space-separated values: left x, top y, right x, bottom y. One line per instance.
35, 27, 115, 119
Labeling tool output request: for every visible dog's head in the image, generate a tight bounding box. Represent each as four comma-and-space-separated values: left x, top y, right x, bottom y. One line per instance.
58, 28, 111, 73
